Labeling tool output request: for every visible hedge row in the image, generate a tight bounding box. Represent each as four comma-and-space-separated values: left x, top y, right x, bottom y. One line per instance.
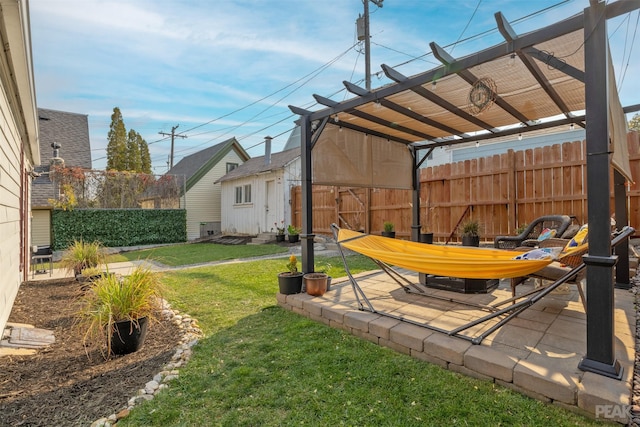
51, 209, 187, 250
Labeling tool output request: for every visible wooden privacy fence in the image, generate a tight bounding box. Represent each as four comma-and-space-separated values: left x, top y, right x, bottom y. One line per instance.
291, 132, 640, 243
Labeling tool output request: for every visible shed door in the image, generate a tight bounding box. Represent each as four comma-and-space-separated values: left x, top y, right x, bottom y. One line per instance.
32, 209, 51, 247
265, 180, 277, 232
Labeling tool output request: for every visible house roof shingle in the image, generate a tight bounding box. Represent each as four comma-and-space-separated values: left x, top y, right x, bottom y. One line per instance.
37, 108, 91, 168
32, 108, 92, 207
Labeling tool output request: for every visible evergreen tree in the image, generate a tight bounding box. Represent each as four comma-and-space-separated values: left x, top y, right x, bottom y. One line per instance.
106, 107, 128, 171
126, 129, 142, 172
629, 113, 640, 131
139, 133, 152, 174
105, 107, 153, 173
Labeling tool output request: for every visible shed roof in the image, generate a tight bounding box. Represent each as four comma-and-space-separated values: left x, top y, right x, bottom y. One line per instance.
216, 147, 300, 183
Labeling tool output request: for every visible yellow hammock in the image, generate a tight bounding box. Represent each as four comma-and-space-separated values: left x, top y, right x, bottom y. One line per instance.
337, 228, 553, 279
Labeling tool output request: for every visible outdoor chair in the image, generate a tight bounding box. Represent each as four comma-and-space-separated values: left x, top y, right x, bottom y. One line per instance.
494, 215, 574, 249
510, 243, 589, 311
31, 245, 53, 278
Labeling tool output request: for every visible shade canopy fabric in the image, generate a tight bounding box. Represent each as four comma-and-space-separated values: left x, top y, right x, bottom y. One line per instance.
312, 127, 413, 189
337, 228, 552, 279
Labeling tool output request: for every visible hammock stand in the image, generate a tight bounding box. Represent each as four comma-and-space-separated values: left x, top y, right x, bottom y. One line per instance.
330, 223, 634, 345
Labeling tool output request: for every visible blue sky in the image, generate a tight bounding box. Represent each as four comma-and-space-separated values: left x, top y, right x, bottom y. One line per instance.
29, 0, 640, 173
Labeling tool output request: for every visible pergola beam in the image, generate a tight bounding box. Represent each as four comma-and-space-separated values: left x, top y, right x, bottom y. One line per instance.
495, 12, 575, 120
523, 47, 585, 82
430, 41, 532, 126
382, 64, 499, 133
342, 81, 469, 138
330, 120, 415, 145
412, 115, 585, 150
315, 98, 435, 142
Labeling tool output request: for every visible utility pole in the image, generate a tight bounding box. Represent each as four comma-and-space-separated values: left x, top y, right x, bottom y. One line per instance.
358, 0, 383, 91
159, 125, 187, 170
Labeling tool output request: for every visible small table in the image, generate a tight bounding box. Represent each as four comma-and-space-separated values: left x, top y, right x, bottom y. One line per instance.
31, 254, 53, 278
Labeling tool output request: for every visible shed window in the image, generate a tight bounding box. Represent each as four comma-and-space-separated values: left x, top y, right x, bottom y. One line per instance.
234, 184, 252, 204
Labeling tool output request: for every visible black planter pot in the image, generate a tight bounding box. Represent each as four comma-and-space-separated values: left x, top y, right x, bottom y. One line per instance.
110, 317, 149, 355
419, 233, 434, 244
278, 272, 303, 294
288, 234, 300, 243
381, 231, 396, 238
462, 235, 480, 247
276, 234, 285, 242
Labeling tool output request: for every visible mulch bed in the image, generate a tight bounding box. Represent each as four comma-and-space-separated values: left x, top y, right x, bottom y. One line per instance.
0, 278, 182, 426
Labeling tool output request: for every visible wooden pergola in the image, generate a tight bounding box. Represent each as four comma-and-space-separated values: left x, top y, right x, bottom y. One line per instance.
290, 0, 640, 379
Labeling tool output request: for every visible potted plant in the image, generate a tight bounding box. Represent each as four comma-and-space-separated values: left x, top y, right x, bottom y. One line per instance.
460, 219, 480, 247
382, 221, 395, 238
287, 224, 300, 243
75, 266, 164, 357
419, 226, 434, 244
274, 221, 286, 242
59, 239, 106, 279
277, 255, 303, 294
420, 205, 435, 243
304, 271, 328, 297
316, 262, 333, 291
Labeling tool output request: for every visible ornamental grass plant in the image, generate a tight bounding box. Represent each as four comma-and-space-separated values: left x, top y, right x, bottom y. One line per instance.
59, 239, 106, 276
75, 266, 164, 357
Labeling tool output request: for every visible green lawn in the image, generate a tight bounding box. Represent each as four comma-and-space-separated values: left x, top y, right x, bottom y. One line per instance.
117, 252, 599, 426
105, 242, 289, 266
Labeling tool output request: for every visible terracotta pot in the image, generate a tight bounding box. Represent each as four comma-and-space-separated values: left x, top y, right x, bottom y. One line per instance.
304, 273, 328, 297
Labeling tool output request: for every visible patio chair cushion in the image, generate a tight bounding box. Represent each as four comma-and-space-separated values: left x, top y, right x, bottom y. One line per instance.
537, 228, 557, 242
564, 225, 588, 250
512, 247, 562, 260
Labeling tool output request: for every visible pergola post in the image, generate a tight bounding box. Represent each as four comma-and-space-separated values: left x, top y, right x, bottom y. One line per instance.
411, 145, 421, 242
578, 0, 621, 380
300, 115, 315, 274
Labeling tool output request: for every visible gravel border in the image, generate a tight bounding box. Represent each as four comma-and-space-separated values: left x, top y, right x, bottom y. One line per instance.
90, 302, 202, 427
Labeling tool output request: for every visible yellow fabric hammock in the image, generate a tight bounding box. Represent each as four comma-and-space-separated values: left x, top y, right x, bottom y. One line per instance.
337, 228, 554, 279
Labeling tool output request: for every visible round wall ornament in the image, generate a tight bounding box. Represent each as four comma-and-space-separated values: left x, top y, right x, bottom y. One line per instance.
468, 77, 497, 116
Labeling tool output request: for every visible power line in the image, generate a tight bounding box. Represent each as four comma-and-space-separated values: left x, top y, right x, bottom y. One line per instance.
159, 125, 187, 170
449, 0, 483, 55
179, 42, 359, 136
